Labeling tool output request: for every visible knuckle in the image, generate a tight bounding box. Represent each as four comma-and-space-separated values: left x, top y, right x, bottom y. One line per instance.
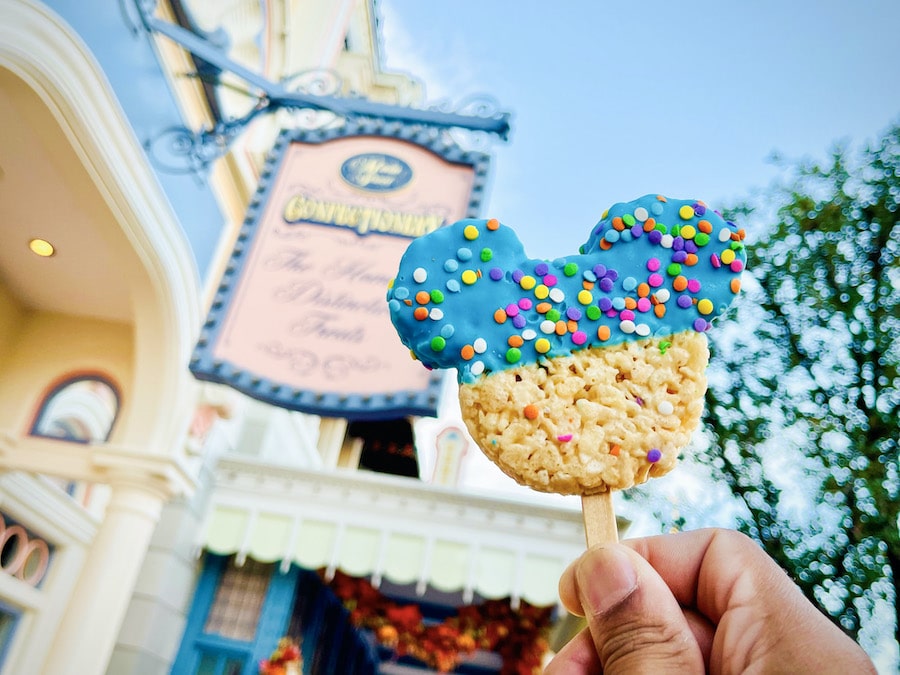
598, 616, 697, 671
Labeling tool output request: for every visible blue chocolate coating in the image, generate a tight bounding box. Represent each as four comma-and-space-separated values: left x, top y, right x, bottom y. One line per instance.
387, 194, 746, 384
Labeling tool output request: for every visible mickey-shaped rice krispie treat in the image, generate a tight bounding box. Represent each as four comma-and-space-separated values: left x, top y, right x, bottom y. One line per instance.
387, 194, 745, 510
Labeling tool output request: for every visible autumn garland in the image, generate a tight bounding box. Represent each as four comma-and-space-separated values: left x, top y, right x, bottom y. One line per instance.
326, 570, 553, 674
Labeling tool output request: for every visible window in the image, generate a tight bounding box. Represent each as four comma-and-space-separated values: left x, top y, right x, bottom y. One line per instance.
173, 556, 380, 675
347, 418, 420, 479
30, 374, 120, 443
28, 374, 120, 506
0, 513, 53, 589
195, 653, 243, 675
204, 558, 272, 641
0, 601, 21, 669
172, 554, 298, 675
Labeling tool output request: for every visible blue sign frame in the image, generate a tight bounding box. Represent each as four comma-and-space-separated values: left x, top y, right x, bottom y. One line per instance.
190, 120, 491, 420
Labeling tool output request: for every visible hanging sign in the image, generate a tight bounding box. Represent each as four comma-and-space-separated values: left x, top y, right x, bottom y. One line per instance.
190, 124, 490, 419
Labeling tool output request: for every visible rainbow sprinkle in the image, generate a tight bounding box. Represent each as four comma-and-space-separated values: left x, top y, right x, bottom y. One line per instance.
387, 194, 746, 384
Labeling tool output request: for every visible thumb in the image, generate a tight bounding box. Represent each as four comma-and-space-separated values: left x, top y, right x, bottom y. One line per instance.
569, 544, 704, 674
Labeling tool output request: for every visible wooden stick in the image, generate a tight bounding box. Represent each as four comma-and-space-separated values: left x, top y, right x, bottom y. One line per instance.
581, 491, 618, 548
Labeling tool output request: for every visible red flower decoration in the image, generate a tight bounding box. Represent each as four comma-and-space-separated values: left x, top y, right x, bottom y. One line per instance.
386, 603, 422, 632
324, 569, 552, 674
258, 637, 302, 675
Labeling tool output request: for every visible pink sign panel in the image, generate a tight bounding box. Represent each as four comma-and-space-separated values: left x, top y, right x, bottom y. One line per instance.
192, 128, 488, 419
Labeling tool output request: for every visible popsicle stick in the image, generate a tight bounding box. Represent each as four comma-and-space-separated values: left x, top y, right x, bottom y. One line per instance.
581, 490, 618, 548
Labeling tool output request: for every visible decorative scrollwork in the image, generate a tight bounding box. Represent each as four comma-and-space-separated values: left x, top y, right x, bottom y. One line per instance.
446, 126, 495, 152
436, 96, 506, 151
145, 100, 269, 177
455, 95, 504, 120
136, 2, 510, 176
282, 68, 344, 98
144, 126, 223, 177
286, 109, 345, 132
278, 69, 346, 131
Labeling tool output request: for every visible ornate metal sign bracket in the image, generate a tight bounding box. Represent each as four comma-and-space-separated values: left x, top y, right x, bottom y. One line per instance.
132, 0, 511, 176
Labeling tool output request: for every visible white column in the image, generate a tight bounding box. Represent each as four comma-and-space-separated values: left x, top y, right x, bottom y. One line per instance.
41, 471, 174, 675
316, 417, 348, 468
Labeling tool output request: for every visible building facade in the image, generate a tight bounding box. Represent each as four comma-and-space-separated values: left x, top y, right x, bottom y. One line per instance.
0, 2, 598, 673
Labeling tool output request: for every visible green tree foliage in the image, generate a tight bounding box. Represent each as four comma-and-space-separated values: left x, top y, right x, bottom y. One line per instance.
703, 123, 899, 649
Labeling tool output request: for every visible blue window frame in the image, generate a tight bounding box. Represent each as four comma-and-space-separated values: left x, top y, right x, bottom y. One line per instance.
172, 554, 298, 675
0, 600, 21, 669
172, 554, 379, 675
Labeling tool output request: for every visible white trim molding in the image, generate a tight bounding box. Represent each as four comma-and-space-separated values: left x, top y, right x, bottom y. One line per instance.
0, 0, 202, 458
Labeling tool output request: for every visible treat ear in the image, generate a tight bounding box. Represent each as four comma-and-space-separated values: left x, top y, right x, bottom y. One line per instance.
388, 218, 529, 373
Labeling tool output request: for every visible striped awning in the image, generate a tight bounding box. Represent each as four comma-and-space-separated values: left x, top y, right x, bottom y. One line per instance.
200, 459, 599, 607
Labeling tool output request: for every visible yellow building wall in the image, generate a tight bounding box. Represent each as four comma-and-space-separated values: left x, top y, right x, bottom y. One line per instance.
0, 307, 134, 438
0, 279, 24, 364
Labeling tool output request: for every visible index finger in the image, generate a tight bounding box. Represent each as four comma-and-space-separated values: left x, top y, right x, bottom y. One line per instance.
620, 527, 801, 624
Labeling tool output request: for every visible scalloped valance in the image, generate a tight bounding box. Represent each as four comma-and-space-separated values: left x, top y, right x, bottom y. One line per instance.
199, 459, 594, 607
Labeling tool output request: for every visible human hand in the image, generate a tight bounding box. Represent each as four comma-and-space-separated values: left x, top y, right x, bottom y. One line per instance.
545, 528, 876, 674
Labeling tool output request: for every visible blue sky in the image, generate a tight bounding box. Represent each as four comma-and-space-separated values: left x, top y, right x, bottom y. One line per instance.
379, 0, 900, 259
376, 8, 900, 666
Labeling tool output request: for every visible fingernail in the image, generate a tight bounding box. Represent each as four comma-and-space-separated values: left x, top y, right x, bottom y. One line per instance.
577, 545, 638, 615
